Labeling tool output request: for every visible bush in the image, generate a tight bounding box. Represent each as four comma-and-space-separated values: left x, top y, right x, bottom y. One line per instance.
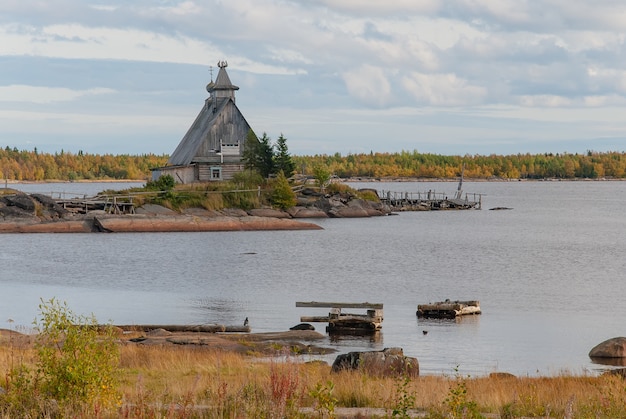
145, 174, 175, 191
1, 298, 121, 416
270, 171, 297, 210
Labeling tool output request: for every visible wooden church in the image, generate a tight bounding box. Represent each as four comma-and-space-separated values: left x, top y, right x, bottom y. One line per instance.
152, 61, 255, 183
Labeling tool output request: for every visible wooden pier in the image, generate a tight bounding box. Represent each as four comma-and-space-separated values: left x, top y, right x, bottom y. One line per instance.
49, 192, 137, 214
296, 301, 383, 335
416, 300, 481, 319
379, 190, 482, 210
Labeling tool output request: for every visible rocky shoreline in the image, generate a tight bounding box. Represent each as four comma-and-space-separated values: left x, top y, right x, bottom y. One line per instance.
0, 189, 391, 233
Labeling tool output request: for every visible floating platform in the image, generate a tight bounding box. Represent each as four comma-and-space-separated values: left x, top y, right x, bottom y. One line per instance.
296, 301, 383, 335
416, 300, 481, 319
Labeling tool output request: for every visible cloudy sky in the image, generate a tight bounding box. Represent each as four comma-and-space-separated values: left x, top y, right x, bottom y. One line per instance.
2, 0, 626, 156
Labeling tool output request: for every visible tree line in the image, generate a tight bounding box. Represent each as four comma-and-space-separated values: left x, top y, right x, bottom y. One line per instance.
0, 146, 168, 181
1, 144, 625, 182
294, 150, 626, 180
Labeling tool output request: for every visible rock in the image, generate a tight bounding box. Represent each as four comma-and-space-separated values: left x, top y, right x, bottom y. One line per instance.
0, 219, 94, 233
0, 204, 38, 219
147, 328, 172, 337
247, 208, 291, 218
92, 215, 322, 232
31, 194, 69, 219
287, 206, 328, 218
331, 347, 419, 377
329, 206, 370, 218
4, 193, 35, 211
301, 188, 323, 196
181, 207, 221, 217
489, 372, 516, 379
135, 204, 177, 215
290, 323, 315, 331
296, 196, 319, 206
314, 196, 390, 218
589, 337, 626, 358
220, 208, 249, 217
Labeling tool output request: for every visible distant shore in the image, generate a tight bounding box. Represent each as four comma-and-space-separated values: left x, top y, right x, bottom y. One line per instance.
3, 176, 624, 186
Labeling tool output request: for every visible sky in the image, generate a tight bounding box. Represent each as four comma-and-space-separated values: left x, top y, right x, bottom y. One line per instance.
1, 1, 626, 157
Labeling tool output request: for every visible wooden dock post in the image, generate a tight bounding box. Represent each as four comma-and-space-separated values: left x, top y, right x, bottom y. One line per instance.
296, 301, 383, 334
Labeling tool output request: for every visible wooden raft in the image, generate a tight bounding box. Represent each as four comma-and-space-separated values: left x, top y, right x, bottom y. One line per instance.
296, 301, 383, 334
416, 300, 481, 319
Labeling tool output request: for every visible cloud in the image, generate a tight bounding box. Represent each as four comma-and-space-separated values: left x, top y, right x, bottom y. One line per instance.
1, 0, 626, 155
341, 65, 392, 107
402, 72, 488, 106
314, 0, 440, 16
0, 84, 115, 104
0, 22, 299, 75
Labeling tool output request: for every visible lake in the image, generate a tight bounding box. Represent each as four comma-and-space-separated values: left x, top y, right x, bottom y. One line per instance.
2, 180, 625, 377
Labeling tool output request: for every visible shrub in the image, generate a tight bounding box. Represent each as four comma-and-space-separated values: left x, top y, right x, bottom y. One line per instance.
232, 169, 265, 189
439, 367, 484, 419
145, 174, 175, 191
270, 171, 297, 210
325, 182, 354, 195
1, 298, 121, 416
37, 299, 120, 408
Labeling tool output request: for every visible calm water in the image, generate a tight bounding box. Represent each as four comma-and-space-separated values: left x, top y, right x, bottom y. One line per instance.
2, 180, 625, 377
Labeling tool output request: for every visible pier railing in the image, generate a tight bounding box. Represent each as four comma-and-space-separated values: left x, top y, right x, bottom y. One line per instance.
379, 190, 483, 210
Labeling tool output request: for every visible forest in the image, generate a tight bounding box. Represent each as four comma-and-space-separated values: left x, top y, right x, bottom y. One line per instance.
0, 147, 168, 181
1, 146, 625, 181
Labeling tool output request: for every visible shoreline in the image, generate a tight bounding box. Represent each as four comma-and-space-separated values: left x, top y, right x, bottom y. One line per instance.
0, 213, 323, 234
3, 176, 626, 186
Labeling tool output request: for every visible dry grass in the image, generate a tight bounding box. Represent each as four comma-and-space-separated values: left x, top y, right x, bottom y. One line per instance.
1, 335, 626, 418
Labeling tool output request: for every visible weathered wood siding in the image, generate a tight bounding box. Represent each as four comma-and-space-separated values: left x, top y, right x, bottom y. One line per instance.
193, 101, 250, 158
156, 165, 196, 184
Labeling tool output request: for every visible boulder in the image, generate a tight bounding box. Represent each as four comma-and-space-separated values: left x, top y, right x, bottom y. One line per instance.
589, 337, 626, 358
329, 206, 370, 218
220, 208, 249, 217
489, 372, 516, 379
331, 347, 419, 377
31, 193, 68, 217
4, 193, 35, 211
93, 215, 322, 232
287, 206, 328, 218
290, 323, 315, 331
135, 204, 178, 215
247, 208, 291, 218
147, 328, 173, 337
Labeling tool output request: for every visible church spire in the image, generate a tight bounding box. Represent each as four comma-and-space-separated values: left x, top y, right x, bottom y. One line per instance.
207, 61, 238, 99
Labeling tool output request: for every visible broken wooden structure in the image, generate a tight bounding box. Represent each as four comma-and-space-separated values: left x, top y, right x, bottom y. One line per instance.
296, 301, 383, 335
379, 190, 482, 210
416, 300, 481, 319
378, 165, 483, 211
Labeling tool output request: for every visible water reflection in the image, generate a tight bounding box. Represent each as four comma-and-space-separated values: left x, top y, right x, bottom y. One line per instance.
329, 331, 382, 344
590, 357, 626, 367
190, 298, 248, 327
417, 314, 481, 329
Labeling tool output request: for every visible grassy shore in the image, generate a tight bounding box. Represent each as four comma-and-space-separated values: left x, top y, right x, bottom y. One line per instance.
1, 330, 625, 418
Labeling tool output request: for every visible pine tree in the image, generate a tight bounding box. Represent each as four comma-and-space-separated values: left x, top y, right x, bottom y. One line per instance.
242, 131, 275, 178
274, 134, 296, 177
270, 171, 297, 209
